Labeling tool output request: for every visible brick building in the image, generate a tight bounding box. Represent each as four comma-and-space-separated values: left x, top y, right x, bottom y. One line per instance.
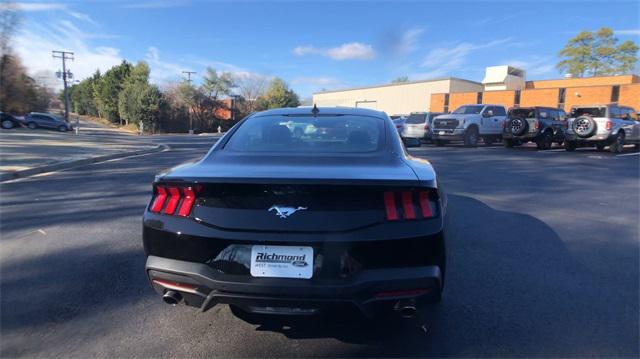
430, 74, 640, 113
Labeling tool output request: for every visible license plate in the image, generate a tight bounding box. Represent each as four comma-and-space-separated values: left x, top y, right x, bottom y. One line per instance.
439, 131, 445, 135
250, 245, 313, 279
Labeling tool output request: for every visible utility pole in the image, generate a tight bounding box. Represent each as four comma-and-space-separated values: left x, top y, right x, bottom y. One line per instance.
182, 71, 196, 133
182, 70, 196, 84
52, 51, 74, 121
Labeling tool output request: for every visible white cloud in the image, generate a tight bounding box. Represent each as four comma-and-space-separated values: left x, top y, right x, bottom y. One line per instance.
145, 46, 186, 85
396, 27, 424, 55
290, 76, 343, 87
66, 10, 98, 26
0, 2, 66, 11
122, 0, 190, 9
417, 38, 512, 78
501, 56, 557, 77
614, 29, 640, 36
293, 42, 375, 61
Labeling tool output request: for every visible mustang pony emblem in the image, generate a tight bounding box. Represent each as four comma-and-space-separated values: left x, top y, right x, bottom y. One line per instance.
268, 205, 307, 219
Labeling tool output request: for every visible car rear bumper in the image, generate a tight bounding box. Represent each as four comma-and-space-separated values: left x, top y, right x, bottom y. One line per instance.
565, 132, 615, 143
145, 255, 442, 317
431, 128, 465, 141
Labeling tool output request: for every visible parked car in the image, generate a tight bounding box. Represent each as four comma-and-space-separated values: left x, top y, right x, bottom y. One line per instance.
401, 112, 444, 142
25, 112, 72, 132
390, 115, 406, 135
564, 104, 640, 153
0, 112, 24, 129
502, 107, 567, 150
143, 107, 446, 321
431, 104, 508, 147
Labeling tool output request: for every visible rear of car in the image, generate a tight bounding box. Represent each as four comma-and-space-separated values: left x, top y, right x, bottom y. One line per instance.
0, 112, 23, 129
503, 107, 567, 149
564, 105, 639, 152
143, 108, 446, 319
401, 112, 443, 141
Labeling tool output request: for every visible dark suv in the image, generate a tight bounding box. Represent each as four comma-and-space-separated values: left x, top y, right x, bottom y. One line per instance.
25, 112, 72, 132
503, 107, 566, 150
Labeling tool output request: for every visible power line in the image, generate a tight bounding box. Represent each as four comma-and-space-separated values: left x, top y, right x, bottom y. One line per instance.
52, 50, 74, 120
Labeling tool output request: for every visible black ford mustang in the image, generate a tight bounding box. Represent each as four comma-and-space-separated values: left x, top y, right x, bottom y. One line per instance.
143, 106, 447, 320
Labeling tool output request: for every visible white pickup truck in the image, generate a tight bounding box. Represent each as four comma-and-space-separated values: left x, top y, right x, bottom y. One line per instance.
431, 104, 508, 147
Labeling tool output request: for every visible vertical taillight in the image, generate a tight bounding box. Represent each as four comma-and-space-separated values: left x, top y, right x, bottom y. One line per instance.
383, 190, 435, 221
534, 120, 540, 130
150, 186, 167, 213
177, 187, 195, 217
605, 120, 613, 131
149, 184, 197, 217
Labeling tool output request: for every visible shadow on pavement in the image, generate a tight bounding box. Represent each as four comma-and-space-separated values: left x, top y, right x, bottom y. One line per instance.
222, 194, 637, 357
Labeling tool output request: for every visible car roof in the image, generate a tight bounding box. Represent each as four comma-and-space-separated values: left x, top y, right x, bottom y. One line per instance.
252, 106, 388, 119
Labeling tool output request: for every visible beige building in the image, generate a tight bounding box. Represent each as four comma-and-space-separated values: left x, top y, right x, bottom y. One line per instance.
312, 78, 483, 116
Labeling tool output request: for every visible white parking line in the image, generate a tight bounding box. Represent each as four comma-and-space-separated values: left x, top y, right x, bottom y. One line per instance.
616, 152, 640, 157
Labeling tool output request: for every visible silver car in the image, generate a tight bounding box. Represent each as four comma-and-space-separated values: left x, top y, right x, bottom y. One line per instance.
565, 104, 640, 153
401, 112, 443, 142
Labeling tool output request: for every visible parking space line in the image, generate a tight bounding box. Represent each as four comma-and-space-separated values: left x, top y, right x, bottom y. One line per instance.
616, 152, 640, 157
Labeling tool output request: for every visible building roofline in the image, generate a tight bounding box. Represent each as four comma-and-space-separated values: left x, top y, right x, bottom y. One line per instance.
313, 77, 482, 95
527, 74, 639, 83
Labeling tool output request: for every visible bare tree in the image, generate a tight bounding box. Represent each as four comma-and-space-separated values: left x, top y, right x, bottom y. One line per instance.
0, 1, 20, 93
235, 74, 268, 115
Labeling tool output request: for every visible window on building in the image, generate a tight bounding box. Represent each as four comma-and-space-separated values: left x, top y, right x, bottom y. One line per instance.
558, 88, 566, 109
514, 90, 521, 107
611, 86, 620, 103
477, 92, 483, 104
444, 93, 450, 113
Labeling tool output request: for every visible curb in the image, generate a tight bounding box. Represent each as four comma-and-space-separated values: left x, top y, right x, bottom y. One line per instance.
0, 144, 168, 182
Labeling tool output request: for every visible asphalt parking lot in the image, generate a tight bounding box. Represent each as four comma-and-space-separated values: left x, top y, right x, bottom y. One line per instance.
1, 139, 638, 357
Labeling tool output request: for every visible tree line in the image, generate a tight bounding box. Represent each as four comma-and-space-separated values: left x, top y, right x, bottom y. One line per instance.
66, 61, 300, 133
0, 3, 52, 114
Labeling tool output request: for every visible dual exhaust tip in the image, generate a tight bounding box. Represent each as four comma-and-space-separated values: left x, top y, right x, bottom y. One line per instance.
395, 299, 417, 318
162, 290, 183, 306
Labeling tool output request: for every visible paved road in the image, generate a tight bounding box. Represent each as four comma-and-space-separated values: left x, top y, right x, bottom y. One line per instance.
1, 138, 638, 357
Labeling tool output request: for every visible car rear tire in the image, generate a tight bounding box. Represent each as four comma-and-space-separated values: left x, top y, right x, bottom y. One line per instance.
508, 117, 528, 136
595, 143, 606, 151
565, 140, 577, 151
503, 139, 515, 148
27, 122, 37, 129
609, 131, 625, 153
58, 125, 67, 132
482, 136, 496, 146
536, 131, 553, 150
1, 120, 14, 129
463, 127, 479, 147
572, 115, 597, 138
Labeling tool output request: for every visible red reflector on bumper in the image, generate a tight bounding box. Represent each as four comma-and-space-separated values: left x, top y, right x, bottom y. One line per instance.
375, 288, 431, 298
152, 279, 198, 294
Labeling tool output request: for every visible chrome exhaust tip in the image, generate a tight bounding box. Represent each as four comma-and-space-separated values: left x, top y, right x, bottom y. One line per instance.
394, 299, 417, 319
162, 290, 182, 306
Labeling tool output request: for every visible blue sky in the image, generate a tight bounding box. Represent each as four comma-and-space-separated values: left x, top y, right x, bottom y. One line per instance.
7, 0, 640, 98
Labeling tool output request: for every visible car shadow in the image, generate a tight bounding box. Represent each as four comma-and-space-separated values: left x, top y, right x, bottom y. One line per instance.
224, 194, 638, 357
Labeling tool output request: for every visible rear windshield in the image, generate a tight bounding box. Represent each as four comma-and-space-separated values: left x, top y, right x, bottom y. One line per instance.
225, 115, 384, 153
571, 107, 606, 118
452, 105, 484, 114
509, 108, 535, 118
405, 113, 427, 124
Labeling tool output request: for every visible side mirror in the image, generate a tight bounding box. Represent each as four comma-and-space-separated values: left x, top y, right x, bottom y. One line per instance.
403, 137, 421, 148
